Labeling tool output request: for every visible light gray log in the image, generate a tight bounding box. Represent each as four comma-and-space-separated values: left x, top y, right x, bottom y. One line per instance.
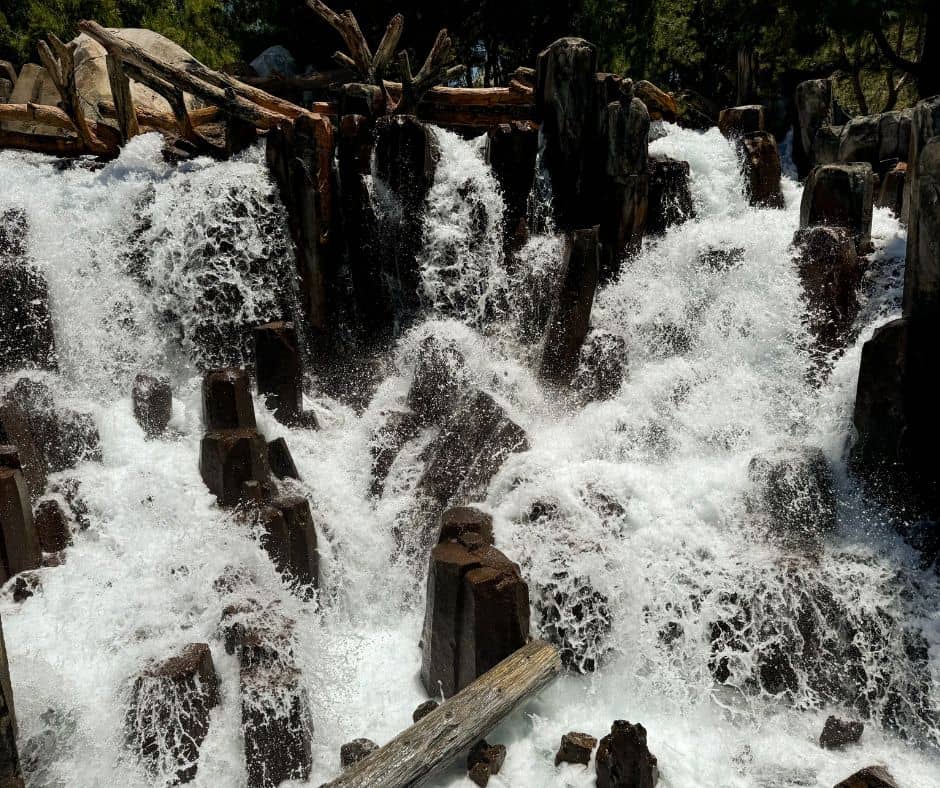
320, 640, 561, 788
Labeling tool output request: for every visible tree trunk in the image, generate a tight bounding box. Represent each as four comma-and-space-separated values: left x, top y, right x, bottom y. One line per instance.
736, 44, 757, 105
917, 8, 939, 98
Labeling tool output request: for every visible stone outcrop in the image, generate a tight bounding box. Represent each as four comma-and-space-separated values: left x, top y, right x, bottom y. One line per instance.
833, 765, 899, 788
572, 329, 628, 402
369, 409, 421, 497
32, 499, 71, 554
737, 132, 784, 208
439, 506, 493, 546
0, 64, 64, 137
406, 336, 467, 426
646, 155, 694, 234
257, 496, 319, 594
795, 79, 833, 175
340, 738, 377, 769
538, 227, 600, 387
199, 429, 270, 507
718, 105, 764, 137
1, 209, 57, 374
819, 715, 863, 749
254, 321, 303, 425
0, 403, 44, 501
420, 534, 529, 697
202, 368, 256, 430
0, 449, 18, 471
126, 643, 220, 784
875, 161, 906, 217
555, 731, 597, 766
485, 122, 538, 251
0, 468, 42, 583
267, 437, 299, 481
595, 720, 659, 788
800, 163, 875, 252
132, 373, 172, 438
0, 615, 24, 788
634, 81, 677, 123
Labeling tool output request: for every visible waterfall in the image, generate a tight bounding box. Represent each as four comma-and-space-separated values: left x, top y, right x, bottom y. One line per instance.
0, 123, 938, 788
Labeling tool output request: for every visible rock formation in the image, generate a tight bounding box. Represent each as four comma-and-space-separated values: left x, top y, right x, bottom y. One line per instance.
646, 155, 694, 234
800, 163, 875, 252
0, 615, 24, 788
254, 321, 303, 425
555, 731, 597, 766
595, 720, 659, 788
132, 373, 172, 438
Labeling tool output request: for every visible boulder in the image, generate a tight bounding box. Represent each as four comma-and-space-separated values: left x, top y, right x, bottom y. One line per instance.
819, 715, 863, 749
267, 437, 299, 481
257, 496, 318, 593
0, 209, 57, 374
795, 79, 833, 173
486, 122, 539, 251
793, 225, 862, 348
673, 89, 717, 130
199, 429, 270, 507
411, 699, 438, 723
254, 321, 303, 425
0, 468, 41, 583
572, 329, 628, 401
0, 64, 64, 136
634, 81, 677, 122
420, 536, 530, 697
800, 163, 875, 252
0, 78, 11, 103
132, 373, 171, 438
126, 643, 220, 784
406, 336, 467, 426
875, 161, 906, 217
746, 446, 836, 544
249, 45, 297, 79
538, 228, 600, 387
468, 762, 491, 787
439, 506, 493, 545
595, 720, 659, 788
719, 105, 764, 137
369, 409, 421, 497
878, 110, 912, 165
737, 132, 784, 208
646, 155, 694, 234
813, 124, 844, 167
838, 115, 882, 169
202, 368, 256, 430
340, 738, 378, 769
32, 499, 71, 554
555, 731, 597, 766
833, 766, 899, 788
467, 739, 506, 786
0, 615, 24, 788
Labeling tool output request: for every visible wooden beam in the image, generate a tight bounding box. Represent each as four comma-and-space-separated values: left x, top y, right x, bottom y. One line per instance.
321, 641, 561, 787
98, 100, 220, 133
0, 102, 77, 132
105, 53, 139, 142
0, 128, 89, 156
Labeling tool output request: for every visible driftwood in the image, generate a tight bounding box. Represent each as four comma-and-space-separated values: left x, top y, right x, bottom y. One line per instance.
0, 102, 78, 132
0, 128, 90, 155
105, 54, 139, 142
321, 640, 561, 787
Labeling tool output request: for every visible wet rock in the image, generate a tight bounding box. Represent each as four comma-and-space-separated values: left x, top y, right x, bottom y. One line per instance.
719, 105, 764, 137
420, 538, 530, 697
369, 409, 421, 497
254, 321, 303, 426
132, 373, 172, 438
258, 496, 318, 594
32, 499, 70, 554
813, 124, 844, 167
340, 738, 378, 769
555, 731, 597, 766
905, 101, 940, 323
800, 163, 875, 252
838, 115, 881, 168
833, 765, 898, 788
0, 209, 57, 374
795, 79, 833, 174
573, 329, 627, 402
0, 614, 24, 788
406, 336, 467, 426
699, 247, 745, 272
634, 81, 677, 122
439, 506, 493, 545
646, 155, 694, 234
486, 122, 538, 250
737, 131, 784, 208
0, 468, 41, 583
747, 446, 836, 544
596, 720, 659, 788
126, 643, 220, 784
819, 715, 863, 749
468, 740, 506, 778
0, 448, 19, 471
374, 115, 440, 212
249, 45, 296, 79
875, 161, 905, 217
411, 699, 438, 723
219, 600, 295, 670
202, 368, 257, 430
10, 572, 40, 603
267, 437, 299, 481
793, 225, 862, 349
199, 428, 271, 507
468, 761, 490, 786
49, 478, 89, 530
536, 572, 612, 672
539, 228, 600, 387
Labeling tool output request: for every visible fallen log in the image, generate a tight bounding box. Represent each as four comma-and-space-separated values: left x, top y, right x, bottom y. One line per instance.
0, 128, 90, 155
0, 102, 77, 132
98, 100, 221, 133
321, 640, 561, 787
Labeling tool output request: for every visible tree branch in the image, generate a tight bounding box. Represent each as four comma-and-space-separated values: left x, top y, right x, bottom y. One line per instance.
872, 24, 922, 75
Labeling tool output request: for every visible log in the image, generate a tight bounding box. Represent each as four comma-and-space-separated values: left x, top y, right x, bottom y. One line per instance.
106, 53, 139, 142
321, 640, 561, 788
0, 128, 89, 155
0, 102, 77, 132
98, 100, 220, 133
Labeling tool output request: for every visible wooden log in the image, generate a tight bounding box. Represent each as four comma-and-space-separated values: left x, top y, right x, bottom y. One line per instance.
0, 102, 77, 132
321, 640, 561, 788
98, 100, 220, 133
105, 53, 139, 142
0, 128, 89, 155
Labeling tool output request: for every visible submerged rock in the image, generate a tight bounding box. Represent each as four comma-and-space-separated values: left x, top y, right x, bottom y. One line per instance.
369, 409, 421, 497
467, 740, 506, 786
406, 335, 468, 426
737, 131, 784, 208
646, 155, 695, 234
32, 499, 71, 554
254, 321, 305, 426
536, 572, 612, 673
132, 373, 172, 438
0, 614, 24, 787
340, 738, 378, 769
0, 468, 41, 583
833, 765, 898, 788
573, 329, 628, 402
819, 715, 863, 749
595, 720, 659, 788
257, 496, 319, 595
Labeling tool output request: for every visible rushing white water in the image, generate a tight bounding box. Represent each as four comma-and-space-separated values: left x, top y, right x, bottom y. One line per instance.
0, 123, 938, 788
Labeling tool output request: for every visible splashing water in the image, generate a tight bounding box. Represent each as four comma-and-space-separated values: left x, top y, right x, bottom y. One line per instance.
0, 123, 938, 788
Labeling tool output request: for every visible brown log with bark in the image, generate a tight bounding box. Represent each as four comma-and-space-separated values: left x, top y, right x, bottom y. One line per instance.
0, 128, 90, 155
0, 102, 77, 132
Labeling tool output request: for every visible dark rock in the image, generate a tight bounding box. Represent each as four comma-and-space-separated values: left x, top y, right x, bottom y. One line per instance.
411, 699, 438, 723
673, 89, 718, 130
879, 110, 912, 165
126, 643, 220, 784
555, 731, 597, 766
699, 247, 745, 271
875, 161, 906, 217
794, 225, 862, 349
486, 122, 538, 251
10, 572, 40, 603
573, 329, 628, 402
747, 446, 836, 544
468, 740, 506, 774
833, 765, 899, 788
439, 506, 493, 545
795, 79, 833, 174
838, 115, 882, 168
800, 163, 875, 252
132, 373, 172, 438
340, 738, 378, 769
202, 368, 256, 430
813, 124, 844, 167
49, 478, 89, 530
369, 409, 421, 497
374, 115, 440, 212
0, 209, 57, 375
32, 499, 70, 554
267, 437, 299, 481
420, 539, 529, 697
539, 228, 600, 387
596, 720, 659, 788
819, 715, 863, 749
254, 321, 303, 425
719, 105, 764, 137
737, 131, 784, 208
468, 761, 490, 787
904, 100, 940, 323
0, 469, 41, 583
219, 600, 296, 670
258, 496, 318, 593
0, 614, 24, 788
646, 155, 694, 234
407, 336, 467, 426
0, 448, 19, 471
199, 428, 270, 507
536, 572, 611, 672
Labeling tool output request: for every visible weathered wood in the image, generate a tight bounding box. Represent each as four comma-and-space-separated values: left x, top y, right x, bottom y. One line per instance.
105, 53, 139, 142
98, 100, 220, 133
321, 640, 561, 788
0, 102, 77, 132
120, 60, 198, 141
0, 107, 120, 156
0, 129, 88, 156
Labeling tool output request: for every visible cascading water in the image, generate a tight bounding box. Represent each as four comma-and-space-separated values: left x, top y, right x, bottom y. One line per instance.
0, 122, 938, 788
